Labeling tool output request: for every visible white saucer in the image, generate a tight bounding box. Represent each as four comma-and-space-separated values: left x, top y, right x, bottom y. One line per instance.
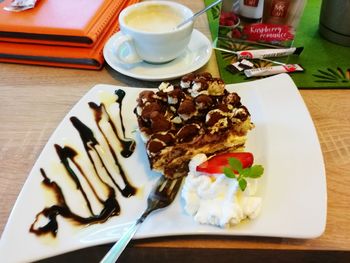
103, 29, 212, 81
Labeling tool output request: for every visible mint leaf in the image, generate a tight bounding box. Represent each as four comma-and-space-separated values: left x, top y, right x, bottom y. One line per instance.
223, 156, 264, 192
247, 165, 264, 178
223, 167, 236, 178
241, 167, 251, 177
238, 178, 247, 191
228, 157, 243, 174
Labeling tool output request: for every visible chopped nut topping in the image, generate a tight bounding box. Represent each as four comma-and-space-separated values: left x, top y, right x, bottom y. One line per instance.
158, 82, 171, 91
171, 116, 182, 124
207, 78, 225, 96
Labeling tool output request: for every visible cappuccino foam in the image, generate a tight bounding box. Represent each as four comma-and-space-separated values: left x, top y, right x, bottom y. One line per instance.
124, 5, 184, 33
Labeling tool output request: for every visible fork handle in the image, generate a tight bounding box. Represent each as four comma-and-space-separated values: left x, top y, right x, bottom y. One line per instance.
100, 221, 141, 263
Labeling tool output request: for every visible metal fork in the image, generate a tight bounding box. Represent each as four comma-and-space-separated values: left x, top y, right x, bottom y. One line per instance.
100, 176, 183, 263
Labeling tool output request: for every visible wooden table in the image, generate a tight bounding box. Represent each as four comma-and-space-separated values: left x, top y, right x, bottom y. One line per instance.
1, 1, 350, 262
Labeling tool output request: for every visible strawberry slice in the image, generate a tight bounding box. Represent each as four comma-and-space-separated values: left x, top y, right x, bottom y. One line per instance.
196, 152, 254, 174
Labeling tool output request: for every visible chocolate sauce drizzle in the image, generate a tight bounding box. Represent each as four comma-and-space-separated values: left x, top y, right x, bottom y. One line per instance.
30, 89, 137, 237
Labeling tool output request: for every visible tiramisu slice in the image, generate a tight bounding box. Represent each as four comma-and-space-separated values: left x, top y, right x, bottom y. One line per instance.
134, 72, 254, 178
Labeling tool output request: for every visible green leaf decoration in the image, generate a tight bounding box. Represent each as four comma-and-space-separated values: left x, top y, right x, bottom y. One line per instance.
247, 165, 264, 178
218, 27, 232, 37
217, 38, 253, 52
337, 67, 346, 78
228, 157, 243, 174
223, 156, 264, 191
312, 67, 350, 83
317, 69, 337, 77
211, 4, 221, 20
241, 168, 251, 177
238, 178, 247, 191
223, 167, 236, 178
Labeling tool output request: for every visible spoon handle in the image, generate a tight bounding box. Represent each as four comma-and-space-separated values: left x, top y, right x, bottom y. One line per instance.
177, 0, 222, 29
100, 221, 141, 263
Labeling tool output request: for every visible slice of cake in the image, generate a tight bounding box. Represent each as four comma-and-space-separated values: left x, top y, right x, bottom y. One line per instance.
134, 72, 254, 178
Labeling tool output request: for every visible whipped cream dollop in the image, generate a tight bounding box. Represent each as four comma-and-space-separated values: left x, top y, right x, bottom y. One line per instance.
181, 154, 262, 228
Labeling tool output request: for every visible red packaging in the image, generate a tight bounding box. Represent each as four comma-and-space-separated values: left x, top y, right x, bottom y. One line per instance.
217, 0, 306, 47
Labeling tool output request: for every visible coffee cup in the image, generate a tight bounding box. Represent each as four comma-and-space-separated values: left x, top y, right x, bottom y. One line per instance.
113, 1, 194, 64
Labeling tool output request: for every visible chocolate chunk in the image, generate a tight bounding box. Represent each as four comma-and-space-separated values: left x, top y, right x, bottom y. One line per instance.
194, 94, 213, 110
217, 103, 230, 113
141, 102, 162, 121
137, 116, 153, 137
199, 72, 213, 80
176, 124, 201, 143
233, 106, 250, 121
137, 90, 156, 106
178, 99, 196, 117
150, 111, 171, 132
192, 78, 209, 92
155, 90, 168, 102
168, 88, 184, 104
181, 72, 196, 83
150, 133, 175, 146
206, 110, 226, 127
146, 139, 166, 156
224, 92, 241, 107
164, 161, 189, 178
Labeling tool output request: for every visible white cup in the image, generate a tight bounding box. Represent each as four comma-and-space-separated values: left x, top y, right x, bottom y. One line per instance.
114, 1, 194, 64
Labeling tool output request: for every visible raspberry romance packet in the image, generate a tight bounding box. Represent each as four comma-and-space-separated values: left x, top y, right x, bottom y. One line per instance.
216, 0, 306, 47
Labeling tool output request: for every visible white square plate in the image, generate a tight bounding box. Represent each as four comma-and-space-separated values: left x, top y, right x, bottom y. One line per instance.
0, 74, 327, 263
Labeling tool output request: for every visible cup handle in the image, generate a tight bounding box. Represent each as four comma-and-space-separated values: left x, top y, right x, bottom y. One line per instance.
114, 34, 143, 65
